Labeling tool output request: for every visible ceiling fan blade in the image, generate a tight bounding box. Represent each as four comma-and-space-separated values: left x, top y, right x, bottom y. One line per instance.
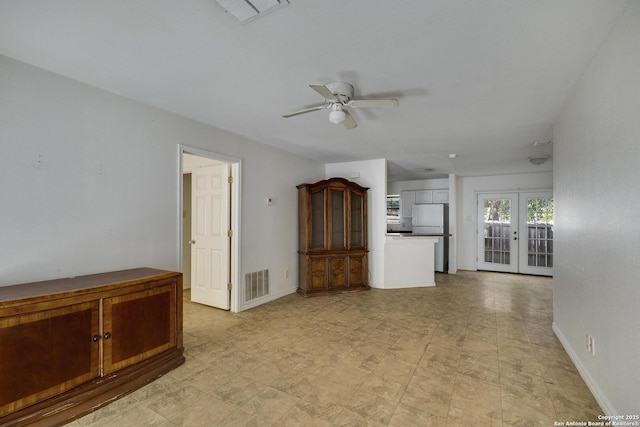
342, 110, 357, 129
348, 98, 399, 108
282, 104, 326, 118
309, 84, 338, 102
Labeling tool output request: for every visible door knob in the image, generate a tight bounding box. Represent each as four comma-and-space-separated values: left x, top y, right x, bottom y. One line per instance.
189, 240, 196, 245
104, 332, 112, 340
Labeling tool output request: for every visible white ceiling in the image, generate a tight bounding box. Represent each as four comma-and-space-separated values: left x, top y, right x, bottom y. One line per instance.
0, 0, 632, 181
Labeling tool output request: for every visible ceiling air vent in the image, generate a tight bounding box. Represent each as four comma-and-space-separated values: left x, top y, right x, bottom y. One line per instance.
216, 0, 289, 23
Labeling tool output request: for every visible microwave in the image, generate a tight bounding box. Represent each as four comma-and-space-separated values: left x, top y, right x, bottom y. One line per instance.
386, 195, 400, 224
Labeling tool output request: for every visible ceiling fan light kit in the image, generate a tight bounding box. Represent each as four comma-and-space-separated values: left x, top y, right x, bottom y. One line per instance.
329, 104, 346, 124
283, 81, 399, 129
529, 155, 550, 165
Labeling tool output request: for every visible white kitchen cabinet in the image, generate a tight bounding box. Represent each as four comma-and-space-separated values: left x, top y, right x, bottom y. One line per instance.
415, 190, 433, 204
401, 188, 449, 217
401, 191, 415, 218
433, 189, 449, 203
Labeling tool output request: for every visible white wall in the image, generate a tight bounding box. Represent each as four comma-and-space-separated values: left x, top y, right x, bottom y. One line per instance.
447, 173, 458, 273
325, 159, 387, 288
386, 177, 449, 194
552, 1, 640, 415
0, 55, 325, 312
456, 172, 553, 270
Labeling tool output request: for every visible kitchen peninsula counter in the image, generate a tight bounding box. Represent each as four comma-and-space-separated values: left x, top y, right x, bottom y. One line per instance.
384, 234, 440, 288
386, 233, 452, 237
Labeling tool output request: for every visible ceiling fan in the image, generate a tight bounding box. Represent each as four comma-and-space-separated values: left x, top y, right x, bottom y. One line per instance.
282, 82, 399, 129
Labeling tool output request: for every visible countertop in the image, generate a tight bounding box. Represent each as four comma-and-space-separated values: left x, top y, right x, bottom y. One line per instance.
386, 233, 452, 237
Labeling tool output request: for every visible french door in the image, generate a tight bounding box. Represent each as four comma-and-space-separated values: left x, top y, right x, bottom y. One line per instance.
518, 192, 554, 276
477, 192, 553, 276
478, 193, 519, 273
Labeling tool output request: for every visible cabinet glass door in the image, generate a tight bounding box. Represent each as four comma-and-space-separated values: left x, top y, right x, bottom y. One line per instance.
350, 192, 364, 248
331, 190, 345, 249
311, 189, 326, 248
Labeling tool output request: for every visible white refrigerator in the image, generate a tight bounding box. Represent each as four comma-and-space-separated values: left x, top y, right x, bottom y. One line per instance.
412, 204, 449, 272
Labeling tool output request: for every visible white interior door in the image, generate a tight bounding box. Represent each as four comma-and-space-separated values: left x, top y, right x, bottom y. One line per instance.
477, 193, 519, 273
191, 163, 230, 309
518, 192, 554, 276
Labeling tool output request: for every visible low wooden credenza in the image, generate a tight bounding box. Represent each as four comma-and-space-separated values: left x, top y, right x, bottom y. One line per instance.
0, 268, 184, 426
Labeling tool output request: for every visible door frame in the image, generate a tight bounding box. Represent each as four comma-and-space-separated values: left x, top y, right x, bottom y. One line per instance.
177, 145, 242, 313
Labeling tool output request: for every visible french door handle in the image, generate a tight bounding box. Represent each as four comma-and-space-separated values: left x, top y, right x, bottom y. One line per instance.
189, 240, 196, 245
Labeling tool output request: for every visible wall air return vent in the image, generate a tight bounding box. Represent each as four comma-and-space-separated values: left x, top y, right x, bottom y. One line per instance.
245, 269, 269, 302
216, 0, 289, 23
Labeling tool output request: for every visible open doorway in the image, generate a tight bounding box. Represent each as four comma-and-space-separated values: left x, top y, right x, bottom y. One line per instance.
179, 146, 241, 312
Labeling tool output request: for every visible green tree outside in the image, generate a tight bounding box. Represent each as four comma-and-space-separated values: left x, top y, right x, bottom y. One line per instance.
483, 198, 553, 224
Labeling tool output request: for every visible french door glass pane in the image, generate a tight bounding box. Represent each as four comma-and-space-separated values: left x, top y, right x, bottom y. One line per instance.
526, 198, 554, 268
483, 199, 512, 265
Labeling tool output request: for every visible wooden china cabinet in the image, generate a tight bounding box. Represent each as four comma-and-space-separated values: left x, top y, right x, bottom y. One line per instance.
0, 268, 184, 427
297, 177, 369, 296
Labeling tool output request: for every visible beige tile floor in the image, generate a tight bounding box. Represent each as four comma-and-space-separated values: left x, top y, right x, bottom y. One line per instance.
72, 271, 602, 426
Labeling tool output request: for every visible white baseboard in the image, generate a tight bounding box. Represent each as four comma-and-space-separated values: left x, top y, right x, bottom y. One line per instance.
552, 323, 616, 416
238, 285, 297, 311
381, 281, 436, 289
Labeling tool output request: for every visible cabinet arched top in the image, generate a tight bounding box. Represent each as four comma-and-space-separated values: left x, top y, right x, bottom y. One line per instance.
296, 177, 369, 192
